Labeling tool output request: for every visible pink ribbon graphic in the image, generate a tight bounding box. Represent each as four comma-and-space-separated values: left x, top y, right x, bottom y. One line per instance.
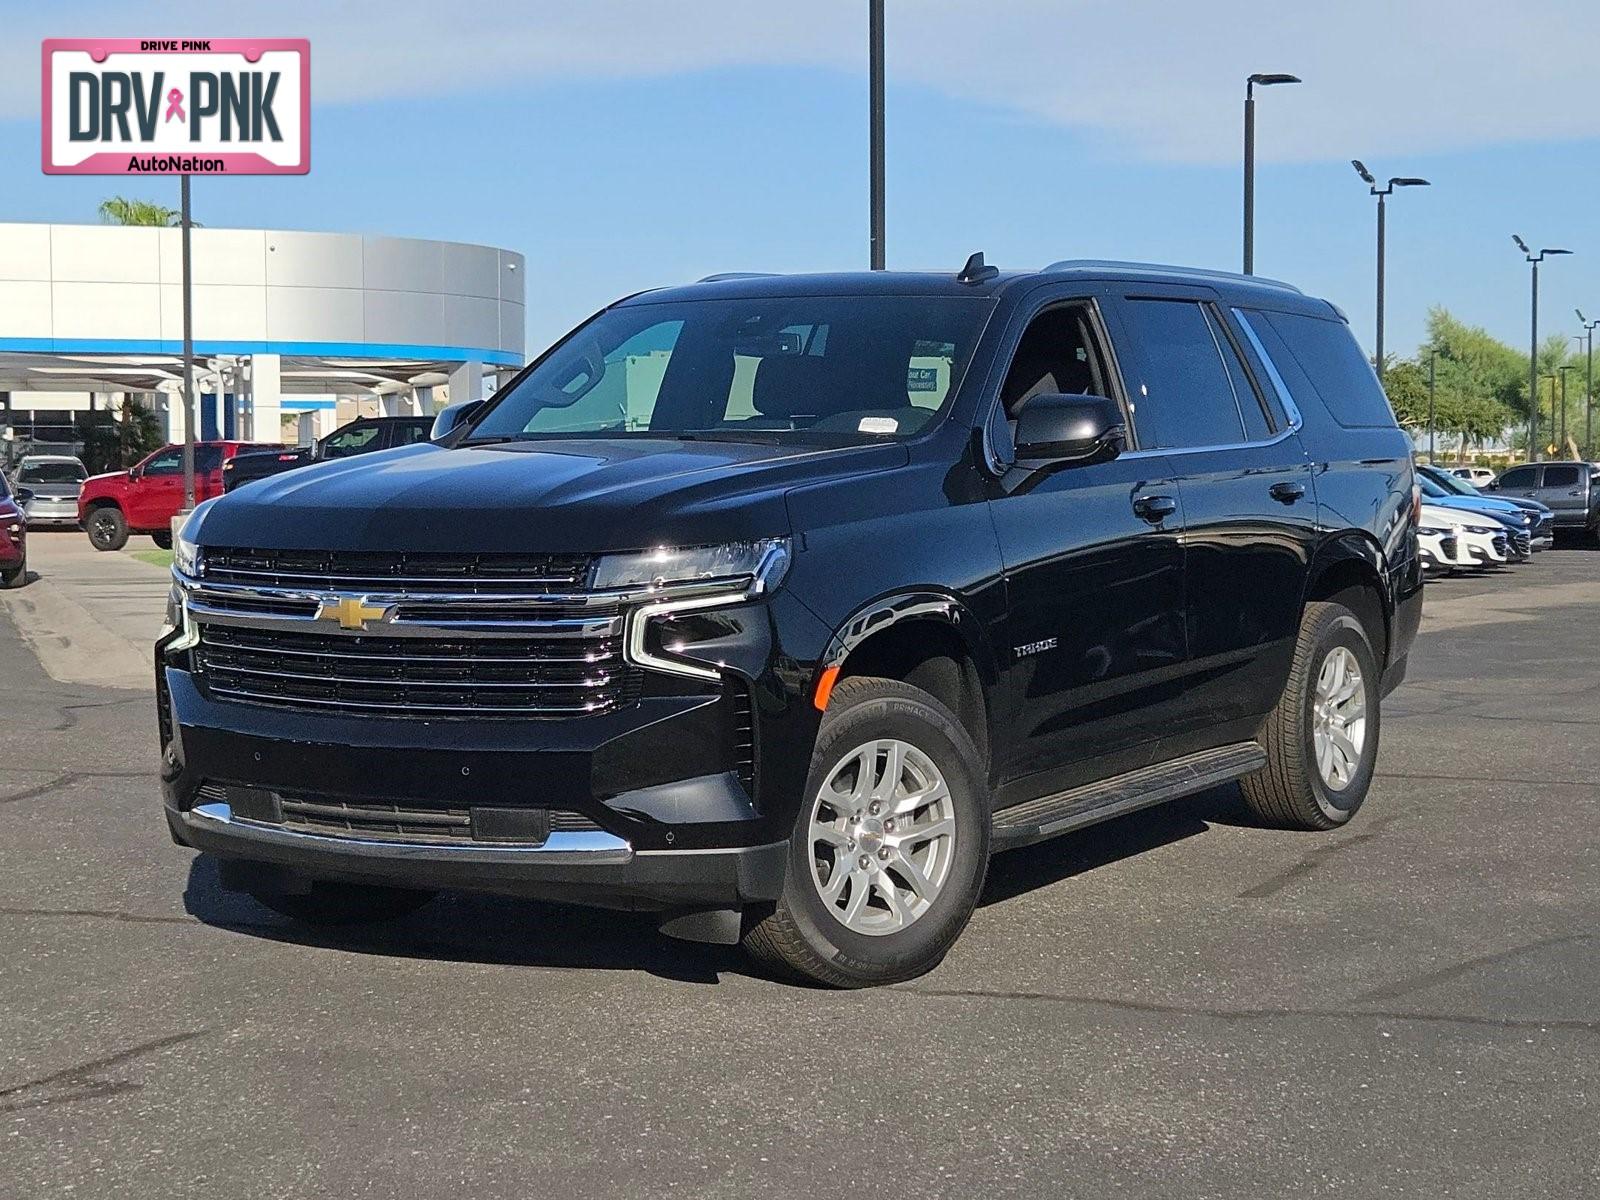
164, 88, 185, 123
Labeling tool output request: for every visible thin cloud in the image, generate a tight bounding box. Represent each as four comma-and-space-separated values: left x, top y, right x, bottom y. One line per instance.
7, 0, 1599, 164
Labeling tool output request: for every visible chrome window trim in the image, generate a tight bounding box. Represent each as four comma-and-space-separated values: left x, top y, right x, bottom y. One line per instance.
1232, 308, 1305, 432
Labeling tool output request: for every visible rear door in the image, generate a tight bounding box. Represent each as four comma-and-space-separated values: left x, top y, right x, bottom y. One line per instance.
194, 445, 226, 502
1102, 289, 1318, 757
1535, 464, 1586, 526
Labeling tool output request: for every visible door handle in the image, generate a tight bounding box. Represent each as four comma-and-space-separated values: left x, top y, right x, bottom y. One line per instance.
1269, 480, 1307, 503
1132, 494, 1177, 524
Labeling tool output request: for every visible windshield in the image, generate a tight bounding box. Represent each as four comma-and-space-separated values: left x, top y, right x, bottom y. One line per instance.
467, 295, 992, 445
1418, 476, 1452, 499
1426, 469, 1476, 496
18, 461, 87, 485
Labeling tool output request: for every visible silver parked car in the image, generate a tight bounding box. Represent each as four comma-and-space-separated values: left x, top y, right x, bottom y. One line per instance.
12, 454, 88, 529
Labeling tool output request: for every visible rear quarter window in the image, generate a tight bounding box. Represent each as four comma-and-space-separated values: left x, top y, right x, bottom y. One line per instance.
1254, 310, 1397, 429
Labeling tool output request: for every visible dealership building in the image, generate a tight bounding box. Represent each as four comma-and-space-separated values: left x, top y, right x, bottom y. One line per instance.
0, 222, 526, 459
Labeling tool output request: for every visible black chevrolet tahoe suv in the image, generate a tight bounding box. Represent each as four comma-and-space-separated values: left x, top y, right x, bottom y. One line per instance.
158, 259, 1422, 987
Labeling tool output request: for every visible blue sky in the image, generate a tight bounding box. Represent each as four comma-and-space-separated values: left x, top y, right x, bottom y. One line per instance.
4, 1, 1599, 363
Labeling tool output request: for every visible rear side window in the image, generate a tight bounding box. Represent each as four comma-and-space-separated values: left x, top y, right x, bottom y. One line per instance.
391, 421, 433, 447
1542, 465, 1581, 488
1116, 298, 1247, 449
1497, 466, 1537, 489
1255, 310, 1396, 428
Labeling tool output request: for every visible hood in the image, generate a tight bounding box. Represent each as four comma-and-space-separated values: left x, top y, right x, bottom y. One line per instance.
1420, 504, 1501, 532
1426, 494, 1526, 519
190, 436, 909, 553
19, 481, 83, 499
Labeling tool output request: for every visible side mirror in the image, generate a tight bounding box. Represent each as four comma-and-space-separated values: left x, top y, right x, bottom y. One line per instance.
14, 487, 34, 506
1013, 393, 1126, 465
129, 465, 143, 480
430, 400, 485, 441
1484, 479, 1499, 490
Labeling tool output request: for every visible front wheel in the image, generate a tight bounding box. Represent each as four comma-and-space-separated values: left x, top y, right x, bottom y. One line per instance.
1, 551, 24, 589
741, 675, 990, 988
150, 530, 173, 550
86, 506, 129, 551
1241, 600, 1380, 830
245, 881, 437, 925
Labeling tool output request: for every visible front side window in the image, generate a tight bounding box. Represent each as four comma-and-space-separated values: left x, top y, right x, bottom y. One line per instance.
18, 461, 87, 485
321, 424, 382, 458
1116, 299, 1247, 449
1542, 465, 1581, 488
467, 295, 992, 445
141, 448, 182, 476
1497, 466, 1537, 489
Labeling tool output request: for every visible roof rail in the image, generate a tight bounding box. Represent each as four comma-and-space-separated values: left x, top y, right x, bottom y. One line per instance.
1041, 259, 1302, 294
696, 272, 779, 283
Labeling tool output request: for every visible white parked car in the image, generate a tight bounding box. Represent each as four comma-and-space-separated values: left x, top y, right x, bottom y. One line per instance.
1416, 523, 1460, 576
1449, 466, 1497, 489
1420, 502, 1508, 569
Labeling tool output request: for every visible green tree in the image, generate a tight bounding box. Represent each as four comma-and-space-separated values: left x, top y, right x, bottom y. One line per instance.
97, 196, 181, 226
74, 397, 164, 474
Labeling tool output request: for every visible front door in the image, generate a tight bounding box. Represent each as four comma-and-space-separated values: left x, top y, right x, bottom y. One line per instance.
126, 447, 183, 529
985, 298, 1189, 804
1535, 463, 1588, 527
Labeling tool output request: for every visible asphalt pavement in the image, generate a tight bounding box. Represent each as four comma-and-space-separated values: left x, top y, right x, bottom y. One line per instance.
2, 541, 1597, 1198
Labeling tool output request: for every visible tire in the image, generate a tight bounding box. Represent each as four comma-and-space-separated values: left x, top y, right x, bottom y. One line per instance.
245, 881, 437, 926
1241, 600, 1380, 831
150, 530, 173, 550
741, 675, 990, 988
86, 505, 129, 551
1, 550, 24, 589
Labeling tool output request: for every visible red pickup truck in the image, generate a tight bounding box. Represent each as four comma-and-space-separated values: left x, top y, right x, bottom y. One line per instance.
79, 441, 276, 551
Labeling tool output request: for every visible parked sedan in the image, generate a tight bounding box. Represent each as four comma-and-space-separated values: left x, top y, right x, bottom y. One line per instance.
0, 474, 29, 588
12, 454, 88, 529
1417, 524, 1460, 577
1420, 502, 1509, 569
1419, 466, 1553, 549
1418, 473, 1536, 558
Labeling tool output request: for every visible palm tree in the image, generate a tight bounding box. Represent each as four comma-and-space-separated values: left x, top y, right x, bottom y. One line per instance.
97, 196, 182, 226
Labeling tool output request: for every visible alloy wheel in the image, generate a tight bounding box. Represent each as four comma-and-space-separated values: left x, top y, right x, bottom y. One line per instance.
807, 738, 957, 936
1312, 646, 1367, 791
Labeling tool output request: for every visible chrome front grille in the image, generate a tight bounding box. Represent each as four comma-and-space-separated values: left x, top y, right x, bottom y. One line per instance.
200, 547, 593, 594
195, 624, 636, 718
183, 548, 637, 720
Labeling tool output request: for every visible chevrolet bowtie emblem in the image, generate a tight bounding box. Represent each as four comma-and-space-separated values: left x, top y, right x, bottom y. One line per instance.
315, 596, 393, 631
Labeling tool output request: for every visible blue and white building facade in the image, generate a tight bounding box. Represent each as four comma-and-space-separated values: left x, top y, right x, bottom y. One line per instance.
0, 222, 525, 451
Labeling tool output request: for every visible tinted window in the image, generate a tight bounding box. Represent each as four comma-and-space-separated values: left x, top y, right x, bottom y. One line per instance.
1117, 299, 1246, 449
1542, 465, 1581, 488
322, 424, 382, 458
1497, 466, 1537, 489
17, 461, 86, 484
1258, 310, 1395, 428
195, 446, 223, 473
1207, 309, 1274, 441
470, 296, 991, 445
391, 421, 433, 447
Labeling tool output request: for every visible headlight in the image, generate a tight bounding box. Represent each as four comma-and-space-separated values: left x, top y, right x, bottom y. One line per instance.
1418, 526, 1446, 536
592, 538, 789, 593
174, 532, 202, 577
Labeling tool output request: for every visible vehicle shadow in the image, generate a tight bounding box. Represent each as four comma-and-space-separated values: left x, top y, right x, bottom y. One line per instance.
183, 784, 1270, 984
979, 782, 1258, 907
181, 853, 748, 986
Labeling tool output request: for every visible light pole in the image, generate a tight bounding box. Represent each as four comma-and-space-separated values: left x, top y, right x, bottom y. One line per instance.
1427, 346, 1440, 463
1559, 364, 1577, 457
1514, 236, 1572, 461
1242, 72, 1301, 275
1541, 373, 1556, 459
1578, 309, 1599, 457
868, 0, 885, 271
1352, 162, 1429, 382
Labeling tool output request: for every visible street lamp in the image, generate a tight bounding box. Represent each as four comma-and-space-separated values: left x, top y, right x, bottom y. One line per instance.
1242, 72, 1301, 275
1352, 161, 1429, 381
1514, 236, 1572, 461
1578, 309, 1599, 457
1559, 364, 1577, 456
1426, 345, 1441, 463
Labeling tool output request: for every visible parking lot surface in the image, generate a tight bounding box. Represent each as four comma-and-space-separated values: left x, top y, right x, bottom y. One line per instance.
2, 543, 1597, 1198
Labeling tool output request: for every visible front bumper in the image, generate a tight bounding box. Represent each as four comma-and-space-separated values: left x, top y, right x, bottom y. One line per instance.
25, 500, 79, 526
168, 796, 787, 910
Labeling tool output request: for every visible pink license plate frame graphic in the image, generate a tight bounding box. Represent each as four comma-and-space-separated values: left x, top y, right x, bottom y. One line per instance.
42, 38, 310, 175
